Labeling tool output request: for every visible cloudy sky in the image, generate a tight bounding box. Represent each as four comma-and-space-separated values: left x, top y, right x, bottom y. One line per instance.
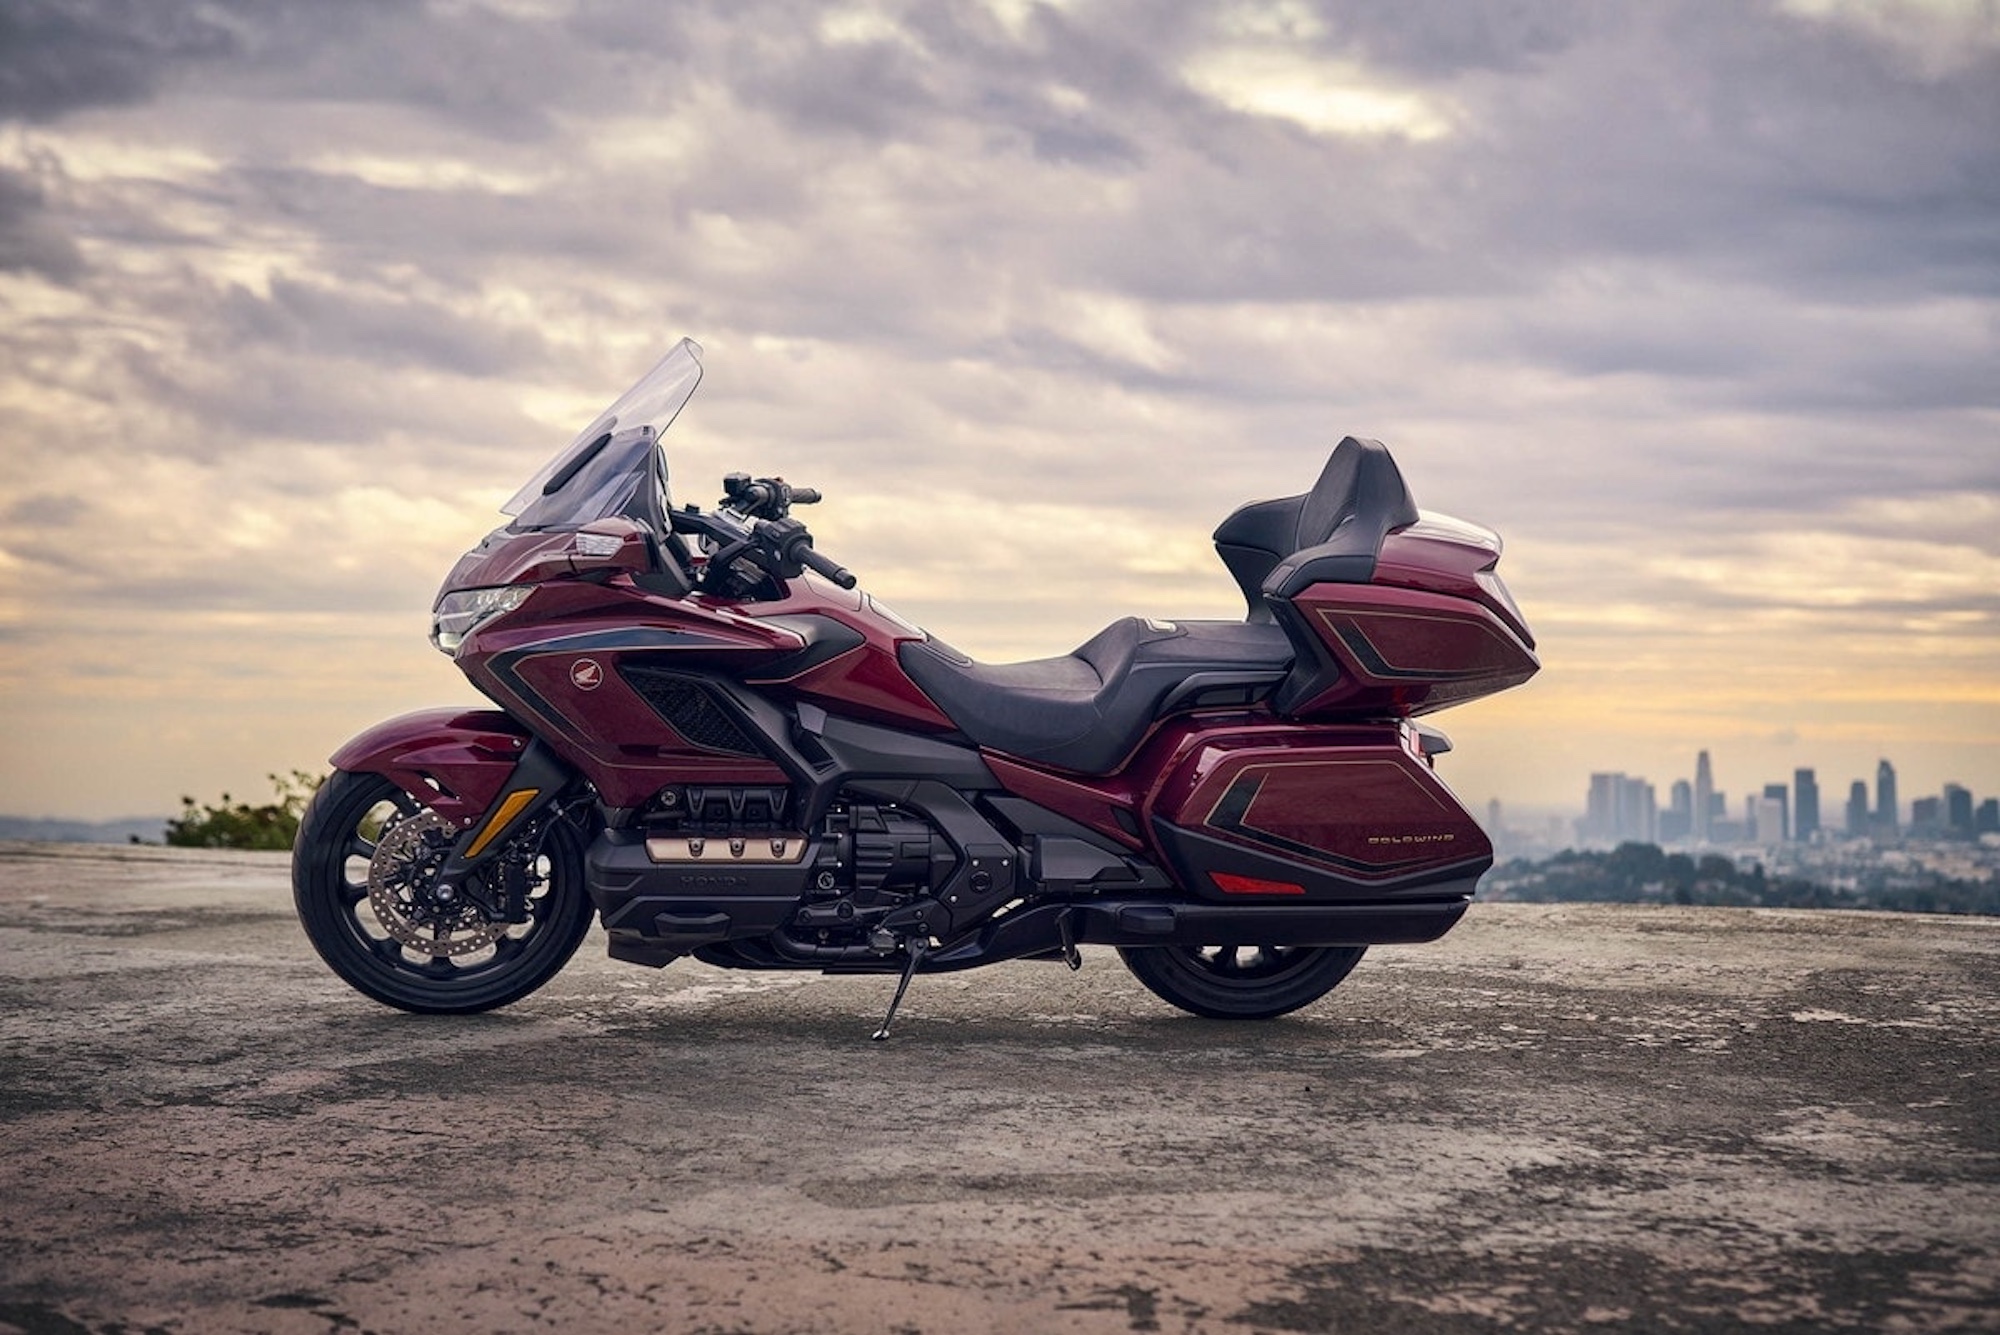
2, 0, 1996, 827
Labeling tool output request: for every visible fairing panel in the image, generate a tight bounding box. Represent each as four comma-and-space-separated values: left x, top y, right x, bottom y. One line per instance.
328, 707, 530, 825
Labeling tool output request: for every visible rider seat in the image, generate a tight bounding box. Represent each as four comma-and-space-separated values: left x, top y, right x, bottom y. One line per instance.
898, 437, 1419, 775
898, 618, 1294, 775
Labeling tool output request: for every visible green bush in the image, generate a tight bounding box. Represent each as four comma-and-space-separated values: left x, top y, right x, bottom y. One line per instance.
164, 771, 321, 850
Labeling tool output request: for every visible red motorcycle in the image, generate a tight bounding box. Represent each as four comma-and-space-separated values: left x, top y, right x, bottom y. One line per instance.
293, 340, 1538, 1036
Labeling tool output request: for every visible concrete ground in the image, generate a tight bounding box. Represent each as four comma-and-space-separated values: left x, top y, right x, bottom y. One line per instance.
0, 841, 1996, 1335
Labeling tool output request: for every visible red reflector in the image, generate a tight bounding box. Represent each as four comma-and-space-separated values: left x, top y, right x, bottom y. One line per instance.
1212, 872, 1307, 896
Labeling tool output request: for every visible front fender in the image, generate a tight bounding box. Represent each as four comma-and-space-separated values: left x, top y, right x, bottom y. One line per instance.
329, 708, 531, 826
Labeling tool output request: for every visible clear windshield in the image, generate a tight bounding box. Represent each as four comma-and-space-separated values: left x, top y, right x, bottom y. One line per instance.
501, 338, 703, 530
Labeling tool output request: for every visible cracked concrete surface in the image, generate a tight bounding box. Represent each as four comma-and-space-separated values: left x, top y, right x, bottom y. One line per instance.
1, 841, 1996, 1333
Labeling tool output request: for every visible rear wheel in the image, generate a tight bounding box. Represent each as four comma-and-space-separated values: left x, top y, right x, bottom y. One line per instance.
292, 770, 594, 1013
1116, 943, 1367, 1020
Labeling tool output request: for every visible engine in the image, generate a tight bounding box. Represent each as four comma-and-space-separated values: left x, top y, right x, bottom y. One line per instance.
792, 803, 956, 946
653, 784, 792, 832
632, 785, 955, 953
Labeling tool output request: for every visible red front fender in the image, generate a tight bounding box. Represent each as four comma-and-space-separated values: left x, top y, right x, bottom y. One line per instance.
329, 708, 531, 826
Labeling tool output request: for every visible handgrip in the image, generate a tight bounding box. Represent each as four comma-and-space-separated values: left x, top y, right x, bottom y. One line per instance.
790, 487, 823, 505
799, 544, 857, 589
758, 516, 859, 589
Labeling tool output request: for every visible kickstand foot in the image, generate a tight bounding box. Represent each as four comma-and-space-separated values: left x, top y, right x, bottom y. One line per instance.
1057, 909, 1082, 971
871, 938, 928, 1041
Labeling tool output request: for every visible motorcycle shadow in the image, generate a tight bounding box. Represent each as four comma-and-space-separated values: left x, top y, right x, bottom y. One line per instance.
297, 962, 1400, 1107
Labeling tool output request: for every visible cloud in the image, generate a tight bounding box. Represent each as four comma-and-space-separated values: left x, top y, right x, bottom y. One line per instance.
0, 0, 244, 121
214, 275, 552, 379
0, 0, 1996, 817
0, 164, 81, 278
1181, 47, 1456, 140
1779, 0, 2000, 79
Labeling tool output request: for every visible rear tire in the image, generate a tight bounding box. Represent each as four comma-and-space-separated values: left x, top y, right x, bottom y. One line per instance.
1116, 943, 1367, 1020
292, 770, 593, 1014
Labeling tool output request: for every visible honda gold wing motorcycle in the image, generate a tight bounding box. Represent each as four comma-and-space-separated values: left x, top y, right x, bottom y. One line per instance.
293, 339, 1538, 1037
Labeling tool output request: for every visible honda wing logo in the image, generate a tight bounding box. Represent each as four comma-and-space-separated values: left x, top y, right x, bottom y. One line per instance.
569, 658, 604, 691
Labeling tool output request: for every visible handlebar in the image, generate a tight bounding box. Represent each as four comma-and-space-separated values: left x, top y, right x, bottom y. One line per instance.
692, 475, 857, 594
722, 474, 821, 517
749, 516, 859, 590
798, 544, 857, 589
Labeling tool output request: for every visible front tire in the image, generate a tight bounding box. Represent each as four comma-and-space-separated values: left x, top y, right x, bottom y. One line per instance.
1117, 943, 1367, 1020
292, 770, 594, 1014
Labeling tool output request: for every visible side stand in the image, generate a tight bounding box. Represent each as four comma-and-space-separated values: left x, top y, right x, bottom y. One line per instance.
1056, 909, 1082, 971
871, 937, 929, 1042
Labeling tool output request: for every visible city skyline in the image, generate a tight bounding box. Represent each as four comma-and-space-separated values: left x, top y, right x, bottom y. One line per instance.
1579, 747, 1998, 848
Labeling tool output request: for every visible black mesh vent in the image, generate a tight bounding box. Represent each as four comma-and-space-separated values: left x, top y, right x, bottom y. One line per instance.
619, 667, 765, 757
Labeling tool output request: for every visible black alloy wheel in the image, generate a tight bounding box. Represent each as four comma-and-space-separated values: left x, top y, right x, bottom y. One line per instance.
1116, 943, 1367, 1020
292, 769, 594, 1014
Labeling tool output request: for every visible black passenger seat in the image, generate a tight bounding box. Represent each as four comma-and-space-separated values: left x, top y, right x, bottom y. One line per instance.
1212, 436, 1419, 620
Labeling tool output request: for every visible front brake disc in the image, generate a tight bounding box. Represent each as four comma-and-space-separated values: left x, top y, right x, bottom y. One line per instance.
367, 811, 508, 957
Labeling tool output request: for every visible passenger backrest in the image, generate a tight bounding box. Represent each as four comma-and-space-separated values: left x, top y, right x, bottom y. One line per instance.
1211, 436, 1419, 621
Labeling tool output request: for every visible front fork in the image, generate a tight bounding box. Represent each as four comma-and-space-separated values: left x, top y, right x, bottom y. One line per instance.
432, 738, 576, 905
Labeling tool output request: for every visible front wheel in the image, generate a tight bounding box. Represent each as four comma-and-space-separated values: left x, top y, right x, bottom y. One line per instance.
1116, 943, 1367, 1020
293, 770, 594, 1014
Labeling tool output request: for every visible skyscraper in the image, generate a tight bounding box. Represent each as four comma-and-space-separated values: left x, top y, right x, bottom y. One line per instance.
1584, 774, 1658, 844
1846, 780, 1870, 836
1945, 783, 1973, 838
1662, 779, 1693, 844
1694, 750, 1714, 843
1876, 759, 1899, 836
1748, 794, 1778, 844
1629, 778, 1658, 844
1762, 783, 1790, 842
1794, 768, 1820, 843
1587, 773, 1619, 843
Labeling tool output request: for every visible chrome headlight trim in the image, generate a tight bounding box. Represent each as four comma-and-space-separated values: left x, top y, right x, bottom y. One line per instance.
431, 585, 532, 656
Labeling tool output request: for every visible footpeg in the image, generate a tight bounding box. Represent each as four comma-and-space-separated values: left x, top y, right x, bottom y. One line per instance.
871, 937, 928, 1041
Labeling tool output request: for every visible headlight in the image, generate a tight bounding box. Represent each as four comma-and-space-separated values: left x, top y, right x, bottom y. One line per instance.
431, 585, 532, 655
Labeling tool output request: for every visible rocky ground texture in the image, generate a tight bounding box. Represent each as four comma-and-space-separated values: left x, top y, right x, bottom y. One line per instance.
1, 841, 1997, 1333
